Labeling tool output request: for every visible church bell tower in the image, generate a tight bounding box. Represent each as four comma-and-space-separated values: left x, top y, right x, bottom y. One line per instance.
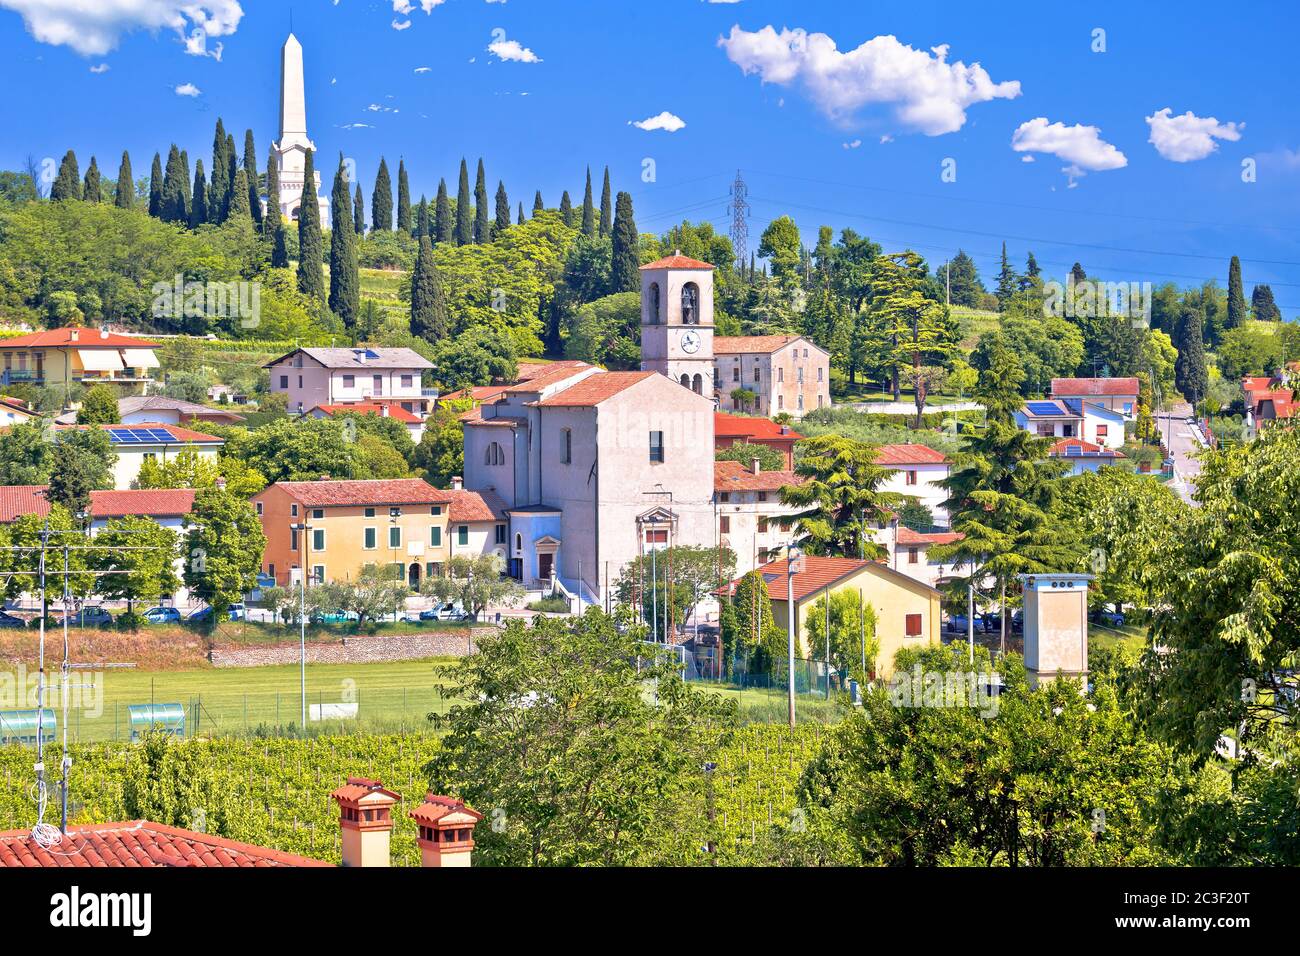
639, 253, 715, 401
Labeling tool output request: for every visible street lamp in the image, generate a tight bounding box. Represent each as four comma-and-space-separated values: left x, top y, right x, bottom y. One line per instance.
291, 521, 313, 731
389, 507, 402, 623
786, 546, 804, 728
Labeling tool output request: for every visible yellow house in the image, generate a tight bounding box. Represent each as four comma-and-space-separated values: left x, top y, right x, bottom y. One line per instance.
729, 555, 942, 679
0, 327, 160, 395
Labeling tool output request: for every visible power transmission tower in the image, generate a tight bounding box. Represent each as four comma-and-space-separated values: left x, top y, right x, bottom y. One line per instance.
727, 169, 750, 274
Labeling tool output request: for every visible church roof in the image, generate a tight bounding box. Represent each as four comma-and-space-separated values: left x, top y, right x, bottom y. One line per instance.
535, 371, 657, 407
713, 335, 806, 355
640, 254, 715, 271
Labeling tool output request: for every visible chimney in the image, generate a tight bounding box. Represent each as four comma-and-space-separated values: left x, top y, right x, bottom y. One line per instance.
750, 457, 761, 476
330, 777, 401, 867
380, 405, 389, 417
779, 425, 789, 436
410, 794, 483, 868
451, 476, 464, 491
69, 328, 80, 342
100, 326, 109, 339
356, 349, 367, 365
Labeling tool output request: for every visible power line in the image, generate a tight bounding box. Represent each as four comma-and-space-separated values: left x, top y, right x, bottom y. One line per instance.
727, 170, 751, 271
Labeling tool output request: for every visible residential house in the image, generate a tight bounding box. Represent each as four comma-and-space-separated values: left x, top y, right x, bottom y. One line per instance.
0, 396, 37, 426
55, 395, 245, 427
1050, 377, 1140, 419
0, 327, 160, 395
1047, 437, 1127, 475
445, 480, 509, 563
55, 423, 223, 490
304, 402, 425, 442
713, 460, 802, 576
713, 335, 831, 417
1016, 399, 1125, 450
886, 525, 966, 590
720, 555, 942, 679
875, 443, 952, 527
264, 347, 435, 418
714, 412, 802, 469
1243, 374, 1296, 435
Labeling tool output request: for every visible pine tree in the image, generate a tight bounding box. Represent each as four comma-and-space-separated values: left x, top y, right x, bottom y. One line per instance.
396, 159, 411, 233
494, 181, 510, 235
559, 190, 573, 226
160, 145, 189, 224
354, 184, 365, 236
190, 160, 208, 227
209, 119, 230, 223
410, 234, 450, 341
147, 152, 163, 217
434, 178, 452, 244
1070, 261, 1087, 285
243, 130, 262, 226
581, 167, 595, 236
1227, 255, 1247, 329
296, 150, 326, 301
372, 157, 393, 232
1251, 284, 1282, 323
473, 158, 490, 243
264, 145, 281, 241
455, 159, 472, 246
598, 166, 612, 237
51, 150, 80, 201
995, 241, 1018, 308
609, 191, 639, 293
533, 190, 544, 215
82, 156, 101, 203
1175, 306, 1209, 404
329, 155, 360, 330
114, 151, 134, 209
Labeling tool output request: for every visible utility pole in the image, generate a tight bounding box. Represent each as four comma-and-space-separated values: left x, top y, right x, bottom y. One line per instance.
727, 169, 750, 274
786, 547, 803, 728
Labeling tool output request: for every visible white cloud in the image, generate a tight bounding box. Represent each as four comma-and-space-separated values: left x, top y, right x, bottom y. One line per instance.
182, 27, 222, 60
879, 134, 892, 144
341, 123, 373, 130
1021, 154, 1034, 162
414, 66, 431, 73
89, 63, 109, 73
391, 18, 410, 30
174, 82, 201, 97
718, 25, 1020, 135
392, 0, 444, 13
0, 0, 243, 57
1011, 117, 1127, 177
842, 139, 861, 149
631, 111, 686, 132
1145, 107, 1243, 162
488, 35, 541, 63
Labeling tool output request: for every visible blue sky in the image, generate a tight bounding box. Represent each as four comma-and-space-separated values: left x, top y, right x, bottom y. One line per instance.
2, 0, 1299, 311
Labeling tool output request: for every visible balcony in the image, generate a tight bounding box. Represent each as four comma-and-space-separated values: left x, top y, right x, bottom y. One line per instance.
0, 370, 43, 386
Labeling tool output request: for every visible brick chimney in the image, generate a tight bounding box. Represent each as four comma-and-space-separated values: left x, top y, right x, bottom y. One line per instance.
750, 457, 761, 476
410, 794, 483, 868
450, 476, 464, 491
330, 777, 401, 867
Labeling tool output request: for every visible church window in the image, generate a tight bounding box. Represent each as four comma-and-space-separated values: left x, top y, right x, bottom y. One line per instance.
680, 374, 691, 388
649, 431, 665, 463
681, 283, 700, 325
561, 428, 572, 464
754, 367, 760, 382
485, 442, 505, 467
692, 374, 702, 394
648, 283, 661, 324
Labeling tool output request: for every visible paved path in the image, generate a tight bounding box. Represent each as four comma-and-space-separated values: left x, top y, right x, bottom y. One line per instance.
1159, 403, 1206, 505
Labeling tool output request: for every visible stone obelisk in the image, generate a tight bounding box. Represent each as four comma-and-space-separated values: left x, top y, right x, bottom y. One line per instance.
272, 33, 328, 227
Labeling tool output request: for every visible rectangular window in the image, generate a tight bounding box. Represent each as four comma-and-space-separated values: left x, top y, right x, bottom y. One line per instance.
279, 375, 289, 389
297, 376, 303, 389
389, 527, 402, 549
289, 528, 298, 551
431, 506, 442, 516
342, 374, 355, 388
373, 374, 383, 395
757, 517, 769, 534
905, 613, 923, 637
561, 429, 572, 464
908, 547, 919, 565
430, 526, 442, 547
818, 367, 824, 382
290, 504, 299, 518
495, 524, 506, 544
401, 375, 413, 388
255, 501, 264, 516
645, 529, 668, 544
649, 431, 665, 463
732, 367, 739, 382
753, 367, 760, 382
797, 394, 804, 411
719, 492, 730, 504
777, 368, 784, 383
313, 565, 326, 585
757, 491, 767, 503
312, 529, 326, 551
364, 527, 377, 550
906, 471, 918, 486
778, 395, 784, 410
458, 526, 469, 546
1096, 424, 1109, 439
797, 368, 804, 384
719, 516, 730, 534
364, 508, 375, 518
312, 509, 324, 520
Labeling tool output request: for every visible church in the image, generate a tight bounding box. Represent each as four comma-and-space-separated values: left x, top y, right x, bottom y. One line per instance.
271, 33, 331, 227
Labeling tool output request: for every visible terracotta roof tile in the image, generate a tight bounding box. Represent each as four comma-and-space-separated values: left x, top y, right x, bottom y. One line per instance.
54, 422, 224, 443
0, 328, 160, 349
639, 254, 715, 271
722, 555, 941, 601
0, 487, 197, 523
310, 403, 422, 424
502, 363, 597, 394
1050, 377, 1140, 397
896, 527, 964, 546
0, 821, 329, 867
874, 443, 949, 465
1048, 438, 1124, 458
410, 794, 484, 826
271, 479, 451, 508
713, 335, 802, 355
535, 371, 657, 407
714, 413, 802, 442
714, 460, 801, 492
446, 488, 507, 522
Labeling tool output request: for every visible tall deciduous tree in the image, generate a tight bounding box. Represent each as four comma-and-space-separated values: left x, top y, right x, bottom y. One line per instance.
328, 155, 360, 330
371, 157, 393, 232
93, 517, 180, 615
396, 158, 411, 233
455, 159, 472, 245
183, 489, 266, 620
873, 250, 960, 422
114, 151, 134, 209
609, 191, 639, 294
296, 149, 326, 301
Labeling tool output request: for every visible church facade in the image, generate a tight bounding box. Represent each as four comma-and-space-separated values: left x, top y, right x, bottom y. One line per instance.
272, 33, 330, 228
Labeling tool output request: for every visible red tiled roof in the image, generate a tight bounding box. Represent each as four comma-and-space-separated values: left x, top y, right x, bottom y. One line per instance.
439, 385, 509, 405
714, 413, 802, 442
896, 527, 964, 546
458, 404, 518, 427
1257, 392, 1298, 419
329, 777, 401, 805
1047, 438, 1124, 458
714, 460, 801, 492
0, 397, 35, 415
0, 328, 160, 350
731, 556, 869, 604
446, 488, 507, 522
502, 362, 597, 394
874, 443, 949, 466
271, 479, 451, 507
410, 794, 484, 827
1050, 377, 1140, 397
0, 820, 329, 867
0, 487, 196, 522
515, 360, 590, 382
640, 254, 714, 271
713, 335, 802, 355
55, 422, 223, 443
1242, 376, 1274, 396
0, 486, 45, 523
535, 371, 657, 407
310, 403, 422, 424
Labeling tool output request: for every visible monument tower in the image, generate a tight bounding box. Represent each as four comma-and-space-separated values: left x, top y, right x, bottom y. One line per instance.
272, 33, 330, 227
639, 252, 716, 401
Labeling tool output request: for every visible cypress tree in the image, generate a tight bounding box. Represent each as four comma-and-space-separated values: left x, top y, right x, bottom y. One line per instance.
354, 184, 365, 236
372, 157, 393, 232
82, 157, 101, 203
995, 241, 1018, 308
559, 190, 573, 226
225, 133, 238, 219
454, 159, 472, 246
296, 149, 326, 301
1227, 255, 1247, 329
1175, 306, 1208, 404
1251, 284, 1281, 323
114, 151, 134, 209
272, 222, 290, 270
147, 152, 163, 217
179, 150, 191, 208
396, 159, 411, 233
416, 196, 430, 239
264, 145, 281, 241
517, 202, 525, 225
190, 160, 208, 227
533, 190, 544, 215
598, 167, 612, 238
209, 119, 230, 222
329, 155, 360, 330
610, 191, 639, 293
410, 234, 449, 341
228, 169, 251, 221
51, 150, 80, 201
581, 166, 595, 236
243, 130, 262, 226
494, 181, 510, 234
473, 158, 489, 243
160, 145, 189, 224
434, 178, 452, 244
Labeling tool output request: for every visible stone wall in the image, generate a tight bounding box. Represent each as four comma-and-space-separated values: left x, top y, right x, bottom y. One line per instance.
209, 628, 493, 668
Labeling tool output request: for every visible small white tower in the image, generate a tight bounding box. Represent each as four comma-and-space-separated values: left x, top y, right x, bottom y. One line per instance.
1019, 573, 1093, 689
639, 252, 715, 400
272, 33, 330, 228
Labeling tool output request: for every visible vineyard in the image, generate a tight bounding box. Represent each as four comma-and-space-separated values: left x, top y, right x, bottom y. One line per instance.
0, 725, 832, 866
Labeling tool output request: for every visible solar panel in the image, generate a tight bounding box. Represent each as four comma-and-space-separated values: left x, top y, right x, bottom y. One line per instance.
147, 428, 175, 442
1025, 402, 1061, 416
107, 428, 142, 443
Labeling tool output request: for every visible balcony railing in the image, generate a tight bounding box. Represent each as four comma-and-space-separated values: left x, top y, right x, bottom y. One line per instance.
0, 370, 42, 385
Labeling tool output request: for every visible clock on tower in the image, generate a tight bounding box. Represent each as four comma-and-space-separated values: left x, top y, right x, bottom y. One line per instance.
638, 251, 716, 401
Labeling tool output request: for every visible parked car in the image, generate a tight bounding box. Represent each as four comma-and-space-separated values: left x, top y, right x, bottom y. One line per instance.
1010, 609, 1024, 633
57, 607, 114, 628
186, 604, 245, 624
0, 611, 25, 629
945, 614, 969, 633
312, 610, 360, 625
142, 606, 182, 624
424, 603, 469, 622
1094, 608, 1126, 628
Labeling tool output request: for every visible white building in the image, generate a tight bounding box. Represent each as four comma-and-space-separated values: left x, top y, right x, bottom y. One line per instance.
713, 335, 831, 417
875, 443, 952, 527
57, 423, 223, 490
713, 459, 802, 576
639, 254, 716, 399
265, 347, 435, 418
1016, 399, 1126, 450
272, 33, 330, 227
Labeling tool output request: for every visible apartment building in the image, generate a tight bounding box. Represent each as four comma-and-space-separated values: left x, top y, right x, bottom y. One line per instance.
264, 347, 435, 418
713, 335, 830, 417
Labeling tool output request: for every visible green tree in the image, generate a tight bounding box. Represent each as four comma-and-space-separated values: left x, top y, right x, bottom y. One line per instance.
0, 420, 53, 485
226, 168, 251, 223
454, 158, 472, 246
208, 119, 231, 223
222, 417, 365, 484
353, 183, 365, 236
183, 488, 266, 619
803, 588, 878, 678
473, 158, 490, 244
92, 516, 180, 614
609, 191, 639, 294
722, 569, 785, 672
1250, 283, 1281, 323
434, 177, 453, 244
82, 156, 101, 203
114, 151, 134, 209
51, 150, 81, 201
296, 150, 325, 301
581, 166, 595, 237
76, 384, 120, 424
371, 157, 393, 232
309, 563, 408, 628
422, 554, 523, 622
410, 234, 450, 342
429, 328, 517, 392
264, 143, 282, 243
413, 398, 470, 486
396, 158, 411, 233
559, 190, 572, 226
242, 129, 261, 227
872, 251, 959, 423
190, 159, 208, 228
1226, 255, 1247, 329
598, 166, 612, 238
328, 155, 360, 330
493, 180, 510, 235
994, 241, 1018, 308
159, 145, 188, 224
1174, 305, 1209, 404
48, 428, 116, 517
716, 441, 785, 473
936, 250, 985, 307
147, 152, 163, 217
615, 545, 736, 633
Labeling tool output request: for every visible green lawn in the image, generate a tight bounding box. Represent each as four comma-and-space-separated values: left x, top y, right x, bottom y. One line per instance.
1090, 622, 1147, 658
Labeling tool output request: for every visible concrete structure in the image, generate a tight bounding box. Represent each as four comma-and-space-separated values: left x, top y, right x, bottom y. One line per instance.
886, 525, 966, 589
265, 347, 434, 417
411, 794, 483, 868
1016, 399, 1125, 450
1047, 437, 1127, 475
330, 777, 400, 868
722, 556, 941, 679
445, 480, 509, 564
875, 443, 952, 526
714, 412, 802, 469
272, 33, 330, 227
713, 460, 802, 575
1019, 573, 1092, 688
0, 327, 160, 395
713, 335, 830, 417
1050, 377, 1140, 419
55, 395, 245, 427
639, 254, 716, 399
304, 402, 425, 442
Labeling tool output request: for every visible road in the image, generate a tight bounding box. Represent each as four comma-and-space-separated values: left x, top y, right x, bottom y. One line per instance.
1159, 403, 1205, 505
